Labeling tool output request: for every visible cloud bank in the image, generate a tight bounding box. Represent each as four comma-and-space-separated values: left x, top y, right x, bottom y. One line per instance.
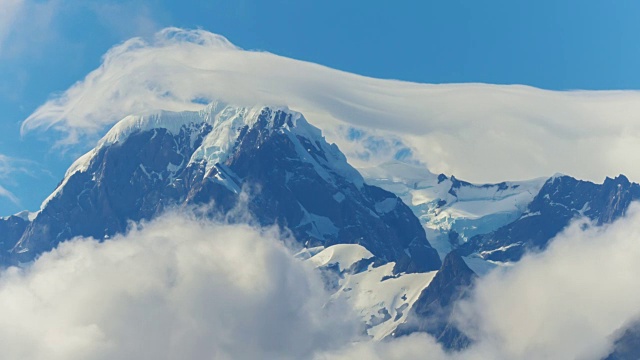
0, 213, 360, 360
21, 27, 640, 183
3, 205, 640, 359
454, 205, 640, 360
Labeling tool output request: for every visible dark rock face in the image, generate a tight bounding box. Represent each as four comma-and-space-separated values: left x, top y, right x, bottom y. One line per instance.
203, 112, 440, 273
605, 322, 640, 360
393, 251, 477, 350
0, 215, 29, 264
459, 175, 640, 262
14, 123, 216, 262
6, 107, 441, 273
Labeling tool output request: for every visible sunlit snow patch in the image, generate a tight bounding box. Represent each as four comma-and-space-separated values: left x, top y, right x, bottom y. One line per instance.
307, 244, 437, 339
360, 161, 546, 242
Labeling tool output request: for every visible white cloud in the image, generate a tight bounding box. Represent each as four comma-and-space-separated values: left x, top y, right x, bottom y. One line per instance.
3, 205, 640, 359
0, 153, 33, 179
0, 212, 361, 360
315, 333, 449, 360
20, 28, 640, 183
0, 184, 19, 205
453, 205, 640, 359
0, 154, 35, 205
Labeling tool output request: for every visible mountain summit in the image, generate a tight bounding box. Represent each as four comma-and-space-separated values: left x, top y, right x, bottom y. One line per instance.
4, 101, 441, 273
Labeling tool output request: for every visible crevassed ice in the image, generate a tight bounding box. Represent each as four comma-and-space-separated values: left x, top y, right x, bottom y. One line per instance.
360, 161, 547, 240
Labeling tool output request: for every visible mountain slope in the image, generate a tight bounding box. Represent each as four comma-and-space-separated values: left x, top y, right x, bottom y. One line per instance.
605, 322, 640, 360
0, 213, 30, 263
304, 243, 439, 340
460, 174, 640, 262
360, 162, 545, 253
363, 162, 640, 268
7, 102, 441, 273
393, 250, 477, 350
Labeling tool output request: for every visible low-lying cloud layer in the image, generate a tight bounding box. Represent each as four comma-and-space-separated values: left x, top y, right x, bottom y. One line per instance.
456, 205, 640, 359
3, 205, 640, 359
0, 213, 360, 360
21, 28, 640, 183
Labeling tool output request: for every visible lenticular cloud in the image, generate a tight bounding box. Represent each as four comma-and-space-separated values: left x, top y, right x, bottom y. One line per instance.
0, 212, 359, 360
21, 27, 640, 183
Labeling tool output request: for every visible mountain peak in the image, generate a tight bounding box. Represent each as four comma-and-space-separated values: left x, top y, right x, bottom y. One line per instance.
14, 101, 441, 273
439, 250, 476, 280
42, 101, 363, 209
98, 101, 306, 149
604, 174, 631, 186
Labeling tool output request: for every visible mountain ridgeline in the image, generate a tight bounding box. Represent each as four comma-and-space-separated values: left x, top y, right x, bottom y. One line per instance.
458, 174, 640, 262
0, 103, 441, 273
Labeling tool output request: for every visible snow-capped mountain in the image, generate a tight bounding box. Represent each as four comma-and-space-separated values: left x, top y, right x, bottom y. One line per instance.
1, 99, 639, 353
2, 101, 441, 274
353, 165, 640, 350
361, 161, 640, 268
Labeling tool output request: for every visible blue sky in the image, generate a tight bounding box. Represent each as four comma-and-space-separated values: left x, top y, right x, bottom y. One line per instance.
1, 0, 640, 215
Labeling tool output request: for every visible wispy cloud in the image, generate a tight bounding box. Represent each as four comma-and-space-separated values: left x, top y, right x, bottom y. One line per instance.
0, 154, 49, 205
0, 154, 28, 205
0, 154, 30, 178
0, 184, 19, 205
20, 28, 640, 183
